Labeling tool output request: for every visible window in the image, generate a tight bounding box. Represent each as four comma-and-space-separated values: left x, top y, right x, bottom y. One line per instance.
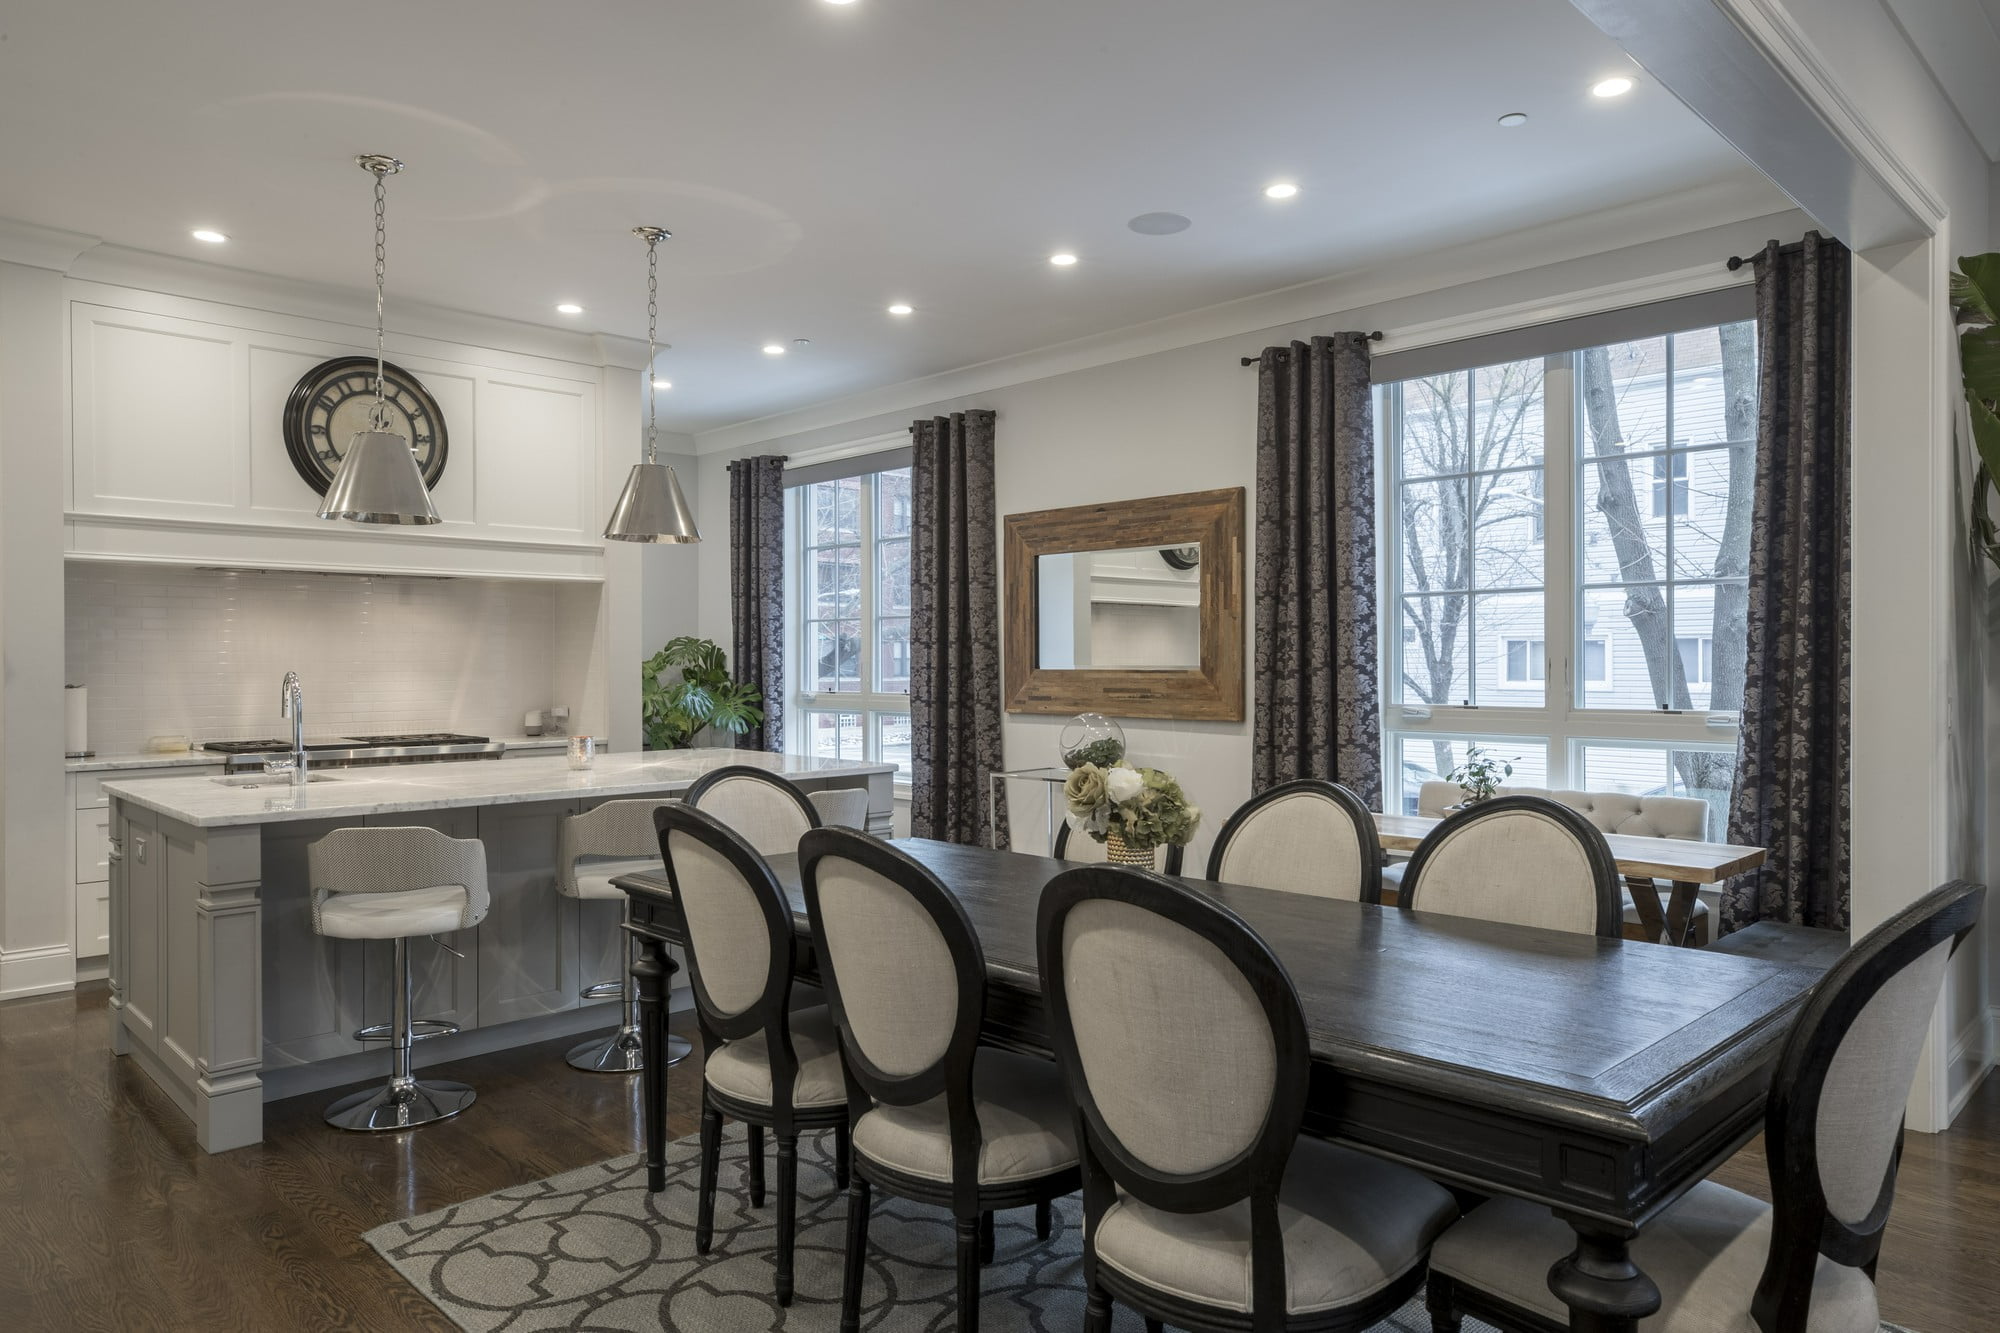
790, 460, 914, 781
1380, 316, 1754, 821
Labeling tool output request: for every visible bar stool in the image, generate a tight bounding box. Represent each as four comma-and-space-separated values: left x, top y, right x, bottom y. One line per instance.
308, 826, 490, 1131
559, 798, 690, 1072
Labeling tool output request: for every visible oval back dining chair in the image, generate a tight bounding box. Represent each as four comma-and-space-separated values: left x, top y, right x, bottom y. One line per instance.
654, 803, 849, 1307
1053, 819, 1185, 875
1399, 795, 1621, 938
685, 764, 820, 858
1205, 779, 1382, 901
1426, 879, 1985, 1333
799, 827, 1081, 1333
1037, 865, 1458, 1333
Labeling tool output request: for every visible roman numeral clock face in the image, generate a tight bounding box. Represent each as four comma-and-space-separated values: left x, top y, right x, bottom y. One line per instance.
281, 356, 448, 497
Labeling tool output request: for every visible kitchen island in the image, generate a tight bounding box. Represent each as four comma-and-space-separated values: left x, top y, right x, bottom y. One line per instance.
101, 749, 894, 1152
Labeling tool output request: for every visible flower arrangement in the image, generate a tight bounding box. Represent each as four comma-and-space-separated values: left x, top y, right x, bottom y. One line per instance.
1062, 761, 1200, 862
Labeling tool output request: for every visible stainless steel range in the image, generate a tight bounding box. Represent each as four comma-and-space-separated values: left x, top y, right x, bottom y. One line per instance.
202, 732, 505, 774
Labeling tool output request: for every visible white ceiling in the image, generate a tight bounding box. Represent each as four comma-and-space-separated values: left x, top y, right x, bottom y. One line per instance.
0, 0, 1771, 432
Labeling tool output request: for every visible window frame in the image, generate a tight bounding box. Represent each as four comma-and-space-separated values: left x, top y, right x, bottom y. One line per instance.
785, 455, 915, 788
1379, 332, 1745, 808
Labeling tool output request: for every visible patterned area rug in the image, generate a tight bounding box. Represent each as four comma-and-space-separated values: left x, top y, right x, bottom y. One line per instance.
365, 1127, 1916, 1333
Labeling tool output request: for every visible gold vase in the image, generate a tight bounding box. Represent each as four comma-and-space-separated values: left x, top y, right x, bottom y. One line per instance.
1104, 831, 1152, 866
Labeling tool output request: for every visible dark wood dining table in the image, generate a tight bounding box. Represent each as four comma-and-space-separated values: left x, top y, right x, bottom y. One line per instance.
615, 838, 1824, 1333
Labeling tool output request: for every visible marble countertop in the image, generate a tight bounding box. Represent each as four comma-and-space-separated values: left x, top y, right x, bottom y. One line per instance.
100, 749, 893, 828
67, 734, 579, 773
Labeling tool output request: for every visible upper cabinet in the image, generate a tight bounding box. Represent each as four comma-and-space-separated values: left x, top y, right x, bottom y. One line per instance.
66, 288, 610, 581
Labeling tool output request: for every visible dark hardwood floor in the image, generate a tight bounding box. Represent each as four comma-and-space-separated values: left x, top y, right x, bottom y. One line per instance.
1, 983, 1993, 1332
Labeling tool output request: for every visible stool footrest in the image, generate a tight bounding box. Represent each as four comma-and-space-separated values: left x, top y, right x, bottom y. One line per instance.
355, 1018, 460, 1043
580, 979, 624, 1001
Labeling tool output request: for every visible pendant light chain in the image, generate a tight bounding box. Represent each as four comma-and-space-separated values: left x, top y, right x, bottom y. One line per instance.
645, 231, 659, 463
371, 166, 389, 430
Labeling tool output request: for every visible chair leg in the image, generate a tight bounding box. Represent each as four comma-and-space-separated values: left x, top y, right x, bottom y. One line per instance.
1425, 1272, 1464, 1332
840, 1177, 872, 1333
1035, 1198, 1052, 1240
696, 1104, 722, 1253
979, 1209, 995, 1265
774, 1134, 799, 1306
955, 1214, 983, 1333
834, 1122, 851, 1190
1145, 1321, 1163, 1333
1084, 1286, 1114, 1333
746, 1123, 766, 1208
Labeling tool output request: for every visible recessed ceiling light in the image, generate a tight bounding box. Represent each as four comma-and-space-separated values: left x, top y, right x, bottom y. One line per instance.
1049, 252, 1079, 267
1497, 112, 1529, 128
1263, 182, 1299, 200
556, 302, 584, 315
887, 303, 914, 316
1592, 76, 1634, 98
653, 378, 672, 390
190, 228, 229, 244
763, 343, 787, 356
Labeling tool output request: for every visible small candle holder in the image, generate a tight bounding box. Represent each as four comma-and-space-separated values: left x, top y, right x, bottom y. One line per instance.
567, 735, 596, 771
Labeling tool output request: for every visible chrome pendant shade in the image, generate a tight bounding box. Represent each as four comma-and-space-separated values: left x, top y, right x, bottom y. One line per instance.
604, 225, 701, 543
320, 153, 440, 526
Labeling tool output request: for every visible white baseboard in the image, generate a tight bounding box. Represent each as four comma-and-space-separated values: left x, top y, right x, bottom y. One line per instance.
0, 942, 77, 1001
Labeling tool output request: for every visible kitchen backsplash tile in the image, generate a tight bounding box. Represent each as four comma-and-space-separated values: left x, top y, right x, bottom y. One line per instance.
66, 564, 604, 755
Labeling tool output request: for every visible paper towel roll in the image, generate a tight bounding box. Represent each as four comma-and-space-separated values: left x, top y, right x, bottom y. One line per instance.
65, 685, 88, 757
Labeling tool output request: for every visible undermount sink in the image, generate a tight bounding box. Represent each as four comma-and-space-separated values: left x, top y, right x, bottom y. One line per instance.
209, 773, 339, 789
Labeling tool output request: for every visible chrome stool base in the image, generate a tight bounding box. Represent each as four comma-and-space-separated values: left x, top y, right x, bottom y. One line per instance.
566, 1027, 689, 1072
325, 1076, 476, 1131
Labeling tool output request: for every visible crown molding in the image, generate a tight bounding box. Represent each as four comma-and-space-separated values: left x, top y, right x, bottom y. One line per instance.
60, 239, 625, 368
0, 218, 100, 272
693, 173, 1794, 455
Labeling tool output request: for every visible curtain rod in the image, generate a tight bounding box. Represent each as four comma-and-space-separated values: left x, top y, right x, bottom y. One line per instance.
1239, 330, 1384, 366
1725, 237, 1808, 271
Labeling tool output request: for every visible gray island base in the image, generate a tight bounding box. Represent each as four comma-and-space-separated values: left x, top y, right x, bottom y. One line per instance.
101, 750, 894, 1153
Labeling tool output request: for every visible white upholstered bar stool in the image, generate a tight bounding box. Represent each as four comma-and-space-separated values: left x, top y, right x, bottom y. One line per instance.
807, 786, 870, 831
308, 826, 490, 1131
558, 798, 690, 1072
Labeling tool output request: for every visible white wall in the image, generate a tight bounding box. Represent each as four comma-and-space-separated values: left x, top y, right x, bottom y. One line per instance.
691, 208, 1809, 870
64, 563, 605, 752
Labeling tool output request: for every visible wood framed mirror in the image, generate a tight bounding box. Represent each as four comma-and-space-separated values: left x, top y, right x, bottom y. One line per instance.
1003, 487, 1244, 720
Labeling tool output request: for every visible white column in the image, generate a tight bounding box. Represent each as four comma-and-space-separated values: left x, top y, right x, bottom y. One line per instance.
0, 244, 87, 997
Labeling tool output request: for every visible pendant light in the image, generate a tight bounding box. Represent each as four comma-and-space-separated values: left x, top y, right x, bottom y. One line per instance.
319, 154, 441, 525
604, 225, 700, 543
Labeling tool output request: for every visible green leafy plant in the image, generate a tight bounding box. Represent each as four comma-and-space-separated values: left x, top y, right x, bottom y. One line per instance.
1951, 253, 2000, 570
641, 636, 763, 751
1446, 743, 1513, 806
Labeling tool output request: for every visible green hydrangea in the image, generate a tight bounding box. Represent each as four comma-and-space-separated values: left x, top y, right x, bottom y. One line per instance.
1104, 765, 1200, 852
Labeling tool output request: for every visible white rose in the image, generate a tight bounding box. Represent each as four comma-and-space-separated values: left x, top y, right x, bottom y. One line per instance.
1104, 765, 1144, 805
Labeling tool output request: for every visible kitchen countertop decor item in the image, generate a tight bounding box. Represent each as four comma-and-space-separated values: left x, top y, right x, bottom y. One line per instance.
1057, 712, 1124, 770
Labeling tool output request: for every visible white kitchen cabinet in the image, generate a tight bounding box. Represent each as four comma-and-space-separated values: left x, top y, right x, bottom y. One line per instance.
71, 765, 221, 969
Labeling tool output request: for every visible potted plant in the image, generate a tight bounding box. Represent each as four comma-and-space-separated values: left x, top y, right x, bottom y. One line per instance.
641, 636, 764, 751
1062, 761, 1201, 864
1445, 744, 1512, 809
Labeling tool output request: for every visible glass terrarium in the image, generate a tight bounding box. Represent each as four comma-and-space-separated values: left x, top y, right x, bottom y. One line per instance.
1059, 713, 1126, 770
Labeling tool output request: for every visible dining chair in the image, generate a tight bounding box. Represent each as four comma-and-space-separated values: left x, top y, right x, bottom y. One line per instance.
685, 764, 821, 858
1388, 783, 1713, 943
654, 803, 850, 1307
1399, 794, 1621, 937
1205, 779, 1382, 901
1425, 879, 1985, 1333
798, 827, 1081, 1333
1054, 819, 1186, 875
1037, 864, 1459, 1333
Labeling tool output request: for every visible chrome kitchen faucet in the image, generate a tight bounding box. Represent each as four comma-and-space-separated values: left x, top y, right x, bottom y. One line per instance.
279, 671, 308, 785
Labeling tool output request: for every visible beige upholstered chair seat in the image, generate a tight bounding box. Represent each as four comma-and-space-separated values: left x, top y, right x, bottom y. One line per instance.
702, 1004, 847, 1108
851, 1048, 1078, 1185
568, 855, 658, 901
1431, 1182, 1879, 1333
1095, 1137, 1457, 1315
317, 884, 477, 939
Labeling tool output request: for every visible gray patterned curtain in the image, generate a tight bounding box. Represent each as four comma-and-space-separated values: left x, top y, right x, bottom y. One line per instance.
1723, 233, 1851, 932
909, 410, 1006, 847
1252, 333, 1382, 809
728, 455, 787, 752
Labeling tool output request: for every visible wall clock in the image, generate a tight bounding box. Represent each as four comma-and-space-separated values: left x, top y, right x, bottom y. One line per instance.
1159, 545, 1201, 571
282, 356, 448, 496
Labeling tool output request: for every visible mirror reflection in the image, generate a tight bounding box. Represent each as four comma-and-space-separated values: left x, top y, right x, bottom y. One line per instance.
1036, 544, 1202, 670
